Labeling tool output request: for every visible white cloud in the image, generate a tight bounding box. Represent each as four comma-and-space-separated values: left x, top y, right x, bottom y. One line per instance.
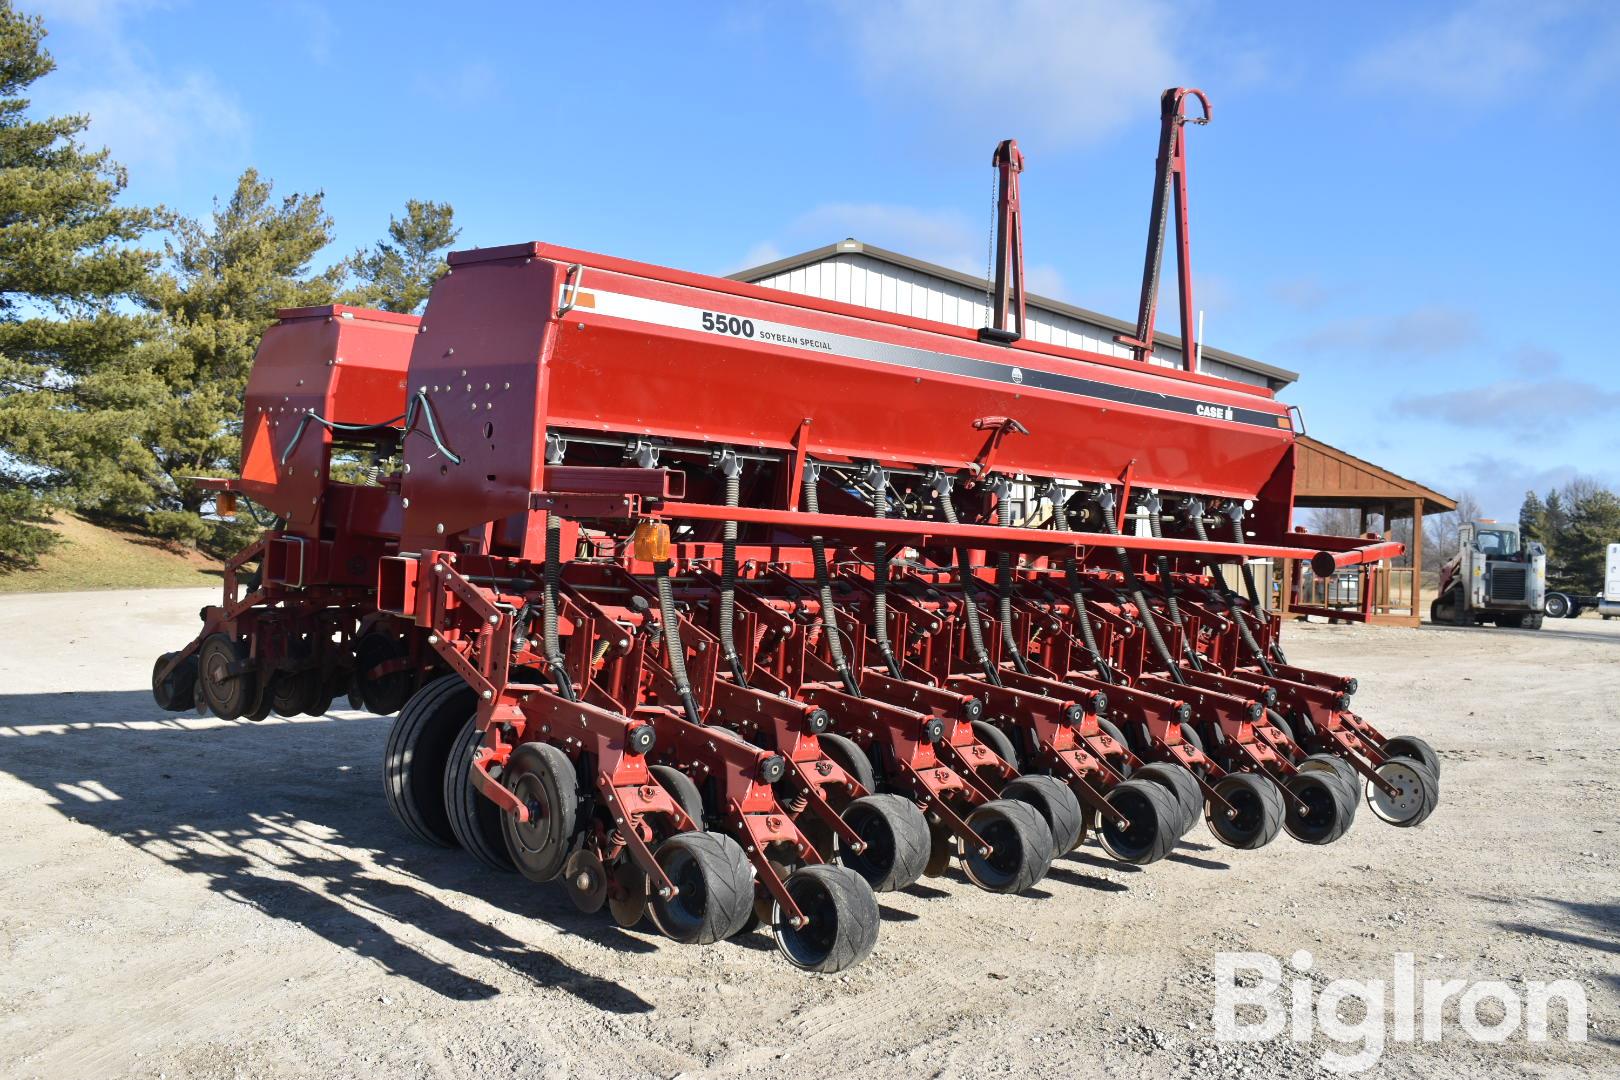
1024, 263, 1066, 298
1350, 1, 1619, 101
788, 203, 982, 272
29, 0, 248, 176
829, 0, 1183, 144
75, 71, 247, 175
1392, 378, 1620, 434
1289, 305, 1481, 357
736, 241, 783, 270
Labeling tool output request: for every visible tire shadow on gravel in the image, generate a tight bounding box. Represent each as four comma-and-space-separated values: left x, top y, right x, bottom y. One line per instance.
0, 692, 652, 1013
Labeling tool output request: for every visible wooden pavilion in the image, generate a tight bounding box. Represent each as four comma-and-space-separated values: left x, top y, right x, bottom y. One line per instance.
1279, 436, 1457, 627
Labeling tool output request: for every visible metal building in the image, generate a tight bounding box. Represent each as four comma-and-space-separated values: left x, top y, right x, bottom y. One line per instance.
731, 239, 1297, 392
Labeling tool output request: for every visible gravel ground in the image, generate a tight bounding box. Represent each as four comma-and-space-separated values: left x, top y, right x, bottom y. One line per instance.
0, 588, 1614, 1079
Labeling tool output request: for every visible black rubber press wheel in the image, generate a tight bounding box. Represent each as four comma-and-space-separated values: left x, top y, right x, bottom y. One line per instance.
1283, 770, 1354, 845
443, 718, 515, 871
1133, 762, 1203, 838
152, 651, 197, 712
839, 793, 930, 892
1205, 773, 1284, 850
1002, 775, 1085, 856
1099, 778, 1180, 865
1382, 736, 1441, 781
197, 634, 258, 720
1365, 758, 1439, 828
500, 740, 580, 881
648, 831, 754, 945
773, 864, 881, 973
961, 799, 1052, 894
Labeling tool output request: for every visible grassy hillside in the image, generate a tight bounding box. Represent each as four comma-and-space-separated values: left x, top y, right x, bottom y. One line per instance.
0, 514, 223, 594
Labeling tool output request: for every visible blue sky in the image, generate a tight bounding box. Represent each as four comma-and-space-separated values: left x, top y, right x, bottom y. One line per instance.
25, 0, 1620, 518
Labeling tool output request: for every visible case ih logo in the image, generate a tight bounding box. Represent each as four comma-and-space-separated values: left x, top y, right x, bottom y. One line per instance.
1197, 403, 1236, 421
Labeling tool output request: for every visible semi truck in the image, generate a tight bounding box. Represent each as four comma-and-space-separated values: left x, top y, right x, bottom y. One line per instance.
1430, 520, 1546, 628
1543, 543, 1620, 619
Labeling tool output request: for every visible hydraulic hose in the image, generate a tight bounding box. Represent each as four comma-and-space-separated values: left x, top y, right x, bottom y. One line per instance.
1147, 505, 1204, 671
939, 492, 1001, 686
542, 513, 578, 701
1228, 512, 1288, 665
995, 489, 1032, 676
804, 468, 862, 697
1099, 492, 1184, 685
718, 462, 748, 687
870, 480, 903, 678
653, 559, 704, 724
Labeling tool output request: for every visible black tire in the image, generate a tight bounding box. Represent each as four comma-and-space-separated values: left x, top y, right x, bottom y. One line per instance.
961, 799, 1052, 893
818, 731, 876, 796
772, 864, 880, 973
1002, 775, 1085, 856
384, 675, 475, 848
500, 740, 580, 881
1206, 773, 1284, 850
1522, 613, 1544, 630
355, 630, 412, 716
839, 793, 930, 891
1298, 752, 1359, 795
1133, 762, 1203, 838
971, 720, 1019, 770
648, 831, 755, 945
1365, 758, 1439, 828
650, 764, 705, 830
1097, 717, 1133, 773
1381, 735, 1441, 781
152, 652, 197, 711
1098, 778, 1180, 865
1544, 592, 1571, 619
1283, 770, 1354, 845
443, 718, 515, 871
1429, 597, 1443, 624
271, 668, 321, 718
1178, 721, 1208, 775
1265, 710, 1295, 751
197, 633, 256, 720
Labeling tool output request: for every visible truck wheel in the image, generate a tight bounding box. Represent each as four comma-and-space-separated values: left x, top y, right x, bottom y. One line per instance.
383, 675, 474, 848
1567, 605, 1584, 619
1544, 592, 1570, 619
1522, 613, 1544, 630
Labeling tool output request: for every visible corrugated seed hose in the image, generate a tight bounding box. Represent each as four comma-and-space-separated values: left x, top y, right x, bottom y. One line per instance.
870, 481, 903, 678
1190, 507, 1275, 677
803, 468, 862, 697
1064, 556, 1115, 684
718, 464, 749, 687
1229, 511, 1288, 665
937, 491, 1001, 686
1099, 491, 1184, 685
654, 558, 704, 724
542, 513, 578, 701
995, 489, 1032, 676
1147, 504, 1204, 671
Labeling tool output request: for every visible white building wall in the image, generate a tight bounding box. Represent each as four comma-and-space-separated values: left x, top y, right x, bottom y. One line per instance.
748, 251, 1267, 389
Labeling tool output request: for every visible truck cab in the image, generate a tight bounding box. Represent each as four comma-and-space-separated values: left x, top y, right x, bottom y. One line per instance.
1432, 520, 1547, 628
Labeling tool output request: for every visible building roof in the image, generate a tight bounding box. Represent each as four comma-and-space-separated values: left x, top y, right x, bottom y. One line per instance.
1294, 435, 1456, 517
731, 239, 1300, 388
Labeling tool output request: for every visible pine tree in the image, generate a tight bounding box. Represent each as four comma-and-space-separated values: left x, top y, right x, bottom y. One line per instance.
0, 1, 163, 567
1560, 488, 1620, 592
342, 199, 458, 314
1518, 490, 1546, 546
134, 169, 340, 544
1542, 488, 1571, 585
